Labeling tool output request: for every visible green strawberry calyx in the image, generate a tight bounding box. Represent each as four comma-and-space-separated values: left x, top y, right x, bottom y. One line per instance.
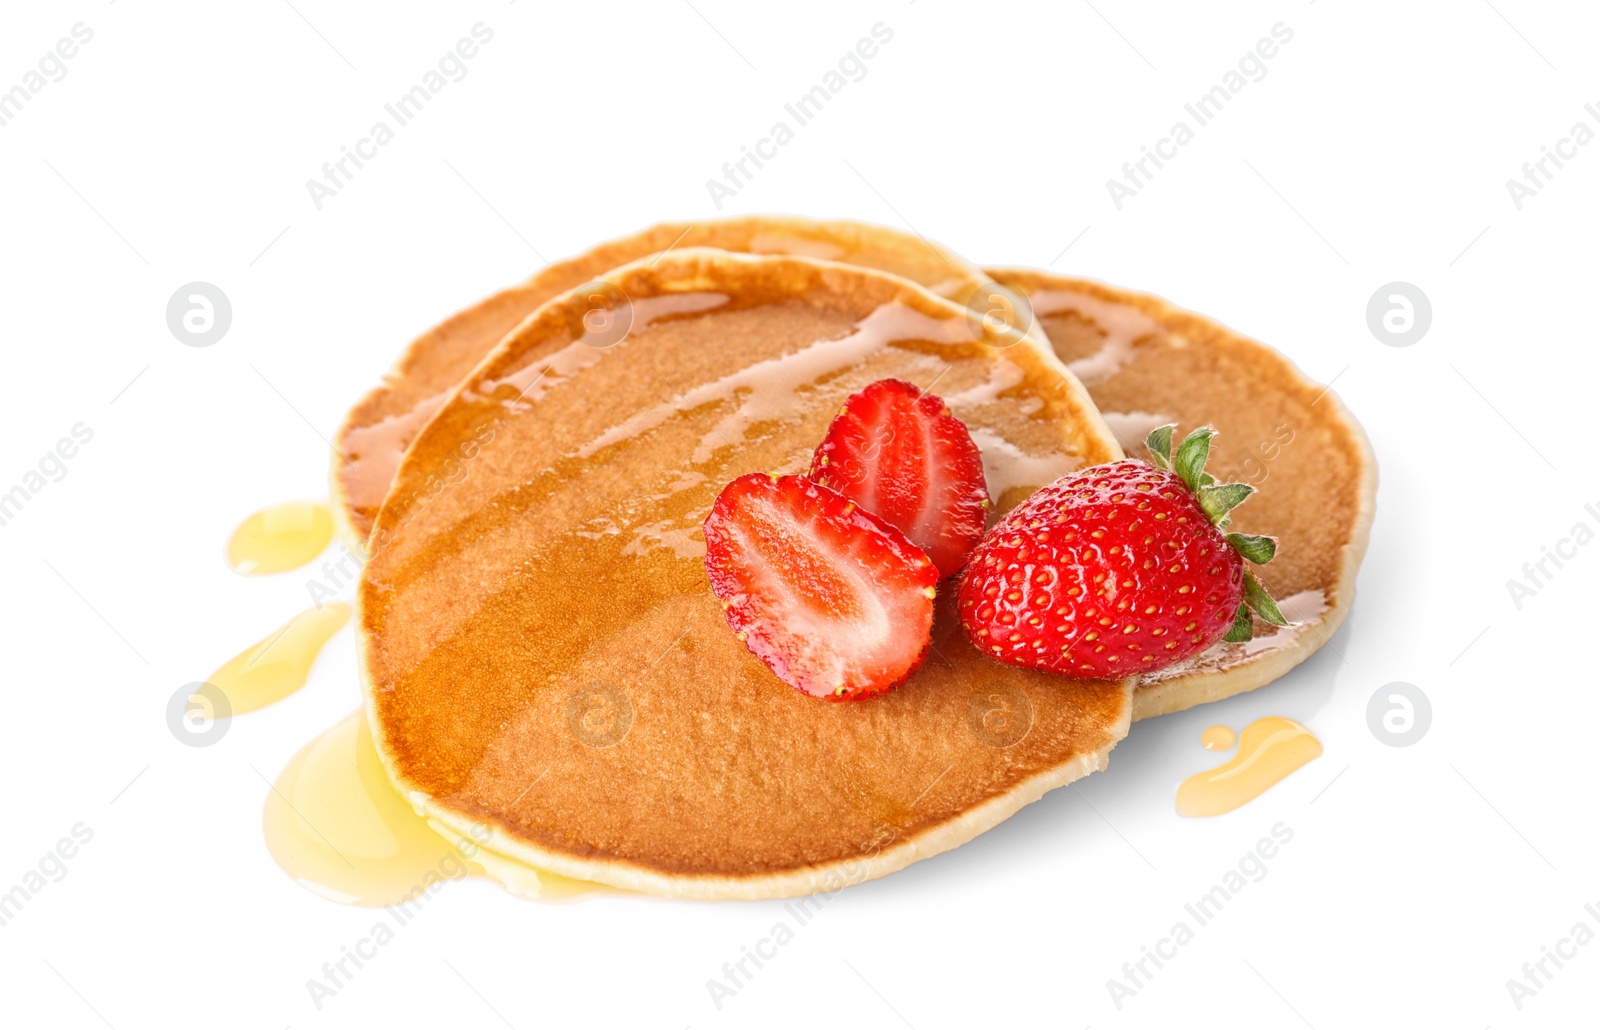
1146, 423, 1289, 643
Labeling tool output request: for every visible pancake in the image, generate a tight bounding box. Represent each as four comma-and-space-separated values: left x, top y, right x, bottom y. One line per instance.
985, 269, 1377, 721
332, 216, 997, 552
358, 250, 1129, 899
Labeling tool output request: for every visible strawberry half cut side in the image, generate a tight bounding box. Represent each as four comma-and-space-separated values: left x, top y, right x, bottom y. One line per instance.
703, 473, 938, 701
809, 378, 990, 578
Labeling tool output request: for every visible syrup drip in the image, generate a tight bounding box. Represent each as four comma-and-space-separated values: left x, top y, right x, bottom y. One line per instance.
1200, 724, 1236, 751
1028, 289, 1161, 387
208, 604, 351, 715
1177, 716, 1321, 817
263, 710, 597, 905
226, 501, 334, 574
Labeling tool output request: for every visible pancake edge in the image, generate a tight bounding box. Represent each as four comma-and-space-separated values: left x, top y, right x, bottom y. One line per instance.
329, 216, 988, 556
357, 656, 1132, 900
986, 268, 1379, 721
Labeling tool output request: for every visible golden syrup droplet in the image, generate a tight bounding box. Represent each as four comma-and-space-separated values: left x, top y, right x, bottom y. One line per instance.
227, 501, 334, 575
1200, 724, 1236, 751
209, 604, 351, 715
1176, 716, 1321, 818
264, 711, 458, 906
264, 710, 596, 905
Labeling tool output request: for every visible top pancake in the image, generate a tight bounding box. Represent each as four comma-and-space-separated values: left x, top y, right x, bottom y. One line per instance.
987, 269, 1377, 720
358, 250, 1129, 899
333, 216, 985, 550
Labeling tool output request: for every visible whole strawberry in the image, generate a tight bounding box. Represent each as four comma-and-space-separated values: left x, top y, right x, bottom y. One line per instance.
957, 425, 1286, 679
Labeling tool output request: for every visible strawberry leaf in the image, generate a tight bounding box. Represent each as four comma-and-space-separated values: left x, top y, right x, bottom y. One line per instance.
1145, 424, 1176, 469
1173, 426, 1215, 493
1222, 603, 1254, 642
1199, 482, 1253, 525
1242, 570, 1289, 627
1227, 532, 1277, 564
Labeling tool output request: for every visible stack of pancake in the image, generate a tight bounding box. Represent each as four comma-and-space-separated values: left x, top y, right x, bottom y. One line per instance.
338, 217, 1375, 900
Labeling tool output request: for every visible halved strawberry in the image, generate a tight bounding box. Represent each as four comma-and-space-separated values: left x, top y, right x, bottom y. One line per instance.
809, 378, 989, 578
703, 473, 937, 701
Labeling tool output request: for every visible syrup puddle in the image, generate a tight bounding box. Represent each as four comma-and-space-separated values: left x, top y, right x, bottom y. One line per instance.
1200, 724, 1235, 751
264, 710, 597, 905
222, 500, 601, 906
1177, 717, 1321, 817
227, 501, 334, 574
209, 604, 351, 715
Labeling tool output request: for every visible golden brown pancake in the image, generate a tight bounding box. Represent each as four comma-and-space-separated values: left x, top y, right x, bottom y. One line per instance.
986, 269, 1377, 720
332, 216, 991, 552
358, 250, 1129, 899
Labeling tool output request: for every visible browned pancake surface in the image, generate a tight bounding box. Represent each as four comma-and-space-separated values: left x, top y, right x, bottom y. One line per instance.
988, 269, 1376, 719
359, 252, 1127, 897
334, 217, 980, 547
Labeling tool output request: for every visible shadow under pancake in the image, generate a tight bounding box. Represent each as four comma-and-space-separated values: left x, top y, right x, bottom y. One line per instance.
824, 613, 1354, 907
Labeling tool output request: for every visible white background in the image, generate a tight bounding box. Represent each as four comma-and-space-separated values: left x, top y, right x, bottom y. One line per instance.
1, 1, 1595, 1027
